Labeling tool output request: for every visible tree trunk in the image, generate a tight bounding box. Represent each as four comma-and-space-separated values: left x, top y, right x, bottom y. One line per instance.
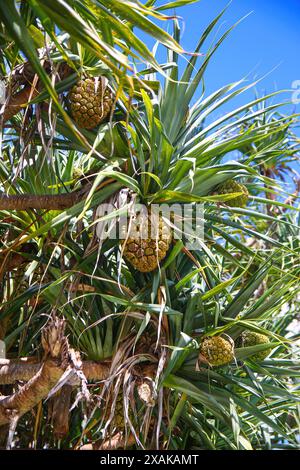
0, 191, 82, 211
0, 359, 65, 426
0, 358, 111, 385
2, 86, 39, 123
51, 384, 73, 438
2, 61, 73, 124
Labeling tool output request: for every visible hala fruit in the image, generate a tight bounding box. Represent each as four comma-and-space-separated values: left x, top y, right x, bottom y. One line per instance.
240, 330, 271, 361
216, 180, 249, 207
69, 77, 113, 129
121, 209, 172, 273
199, 336, 234, 367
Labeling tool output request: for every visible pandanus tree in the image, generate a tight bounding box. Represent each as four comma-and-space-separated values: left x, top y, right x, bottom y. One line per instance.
0, 0, 299, 450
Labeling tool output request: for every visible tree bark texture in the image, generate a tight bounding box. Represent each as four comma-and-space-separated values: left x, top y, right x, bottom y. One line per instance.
0, 358, 111, 385
0, 191, 83, 211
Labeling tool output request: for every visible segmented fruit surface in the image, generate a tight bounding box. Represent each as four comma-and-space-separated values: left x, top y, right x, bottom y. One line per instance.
200, 336, 234, 367
121, 209, 172, 273
113, 395, 126, 429
69, 77, 113, 129
104, 393, 134, 430
217, 180, 249, 207
103, 394, 125, 429
240, 330, 271, 361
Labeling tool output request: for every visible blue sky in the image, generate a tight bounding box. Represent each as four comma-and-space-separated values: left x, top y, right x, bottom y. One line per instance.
145, 0, 300, 118
169, 2, 300, 217
175, 0, 300, 99
141, 0, 300, 179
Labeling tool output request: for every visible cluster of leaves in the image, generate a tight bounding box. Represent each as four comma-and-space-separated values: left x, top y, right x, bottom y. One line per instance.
0, 0, 300, 450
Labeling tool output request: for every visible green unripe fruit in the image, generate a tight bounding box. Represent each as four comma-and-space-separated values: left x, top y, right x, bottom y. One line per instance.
240, 330, 271, 361
217, 180, 249, 207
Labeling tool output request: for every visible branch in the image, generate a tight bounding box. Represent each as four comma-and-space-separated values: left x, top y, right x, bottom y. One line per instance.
0, 177, 118, 210
0, 358, 40, 384
0, 316, 83, 426
50, 384, 73, 439
0, 358, 65, 426
0, 190, 83, 211
2, 85, 39, 123
0, 358, 111, 385
2, 61, 73, 124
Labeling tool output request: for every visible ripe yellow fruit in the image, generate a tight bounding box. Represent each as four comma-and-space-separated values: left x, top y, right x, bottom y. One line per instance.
217, 180, 249, 207
240, 330, 271, 361
121, 209, 172, 273
200, 336, 234, 367
68, 77, 113, 129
